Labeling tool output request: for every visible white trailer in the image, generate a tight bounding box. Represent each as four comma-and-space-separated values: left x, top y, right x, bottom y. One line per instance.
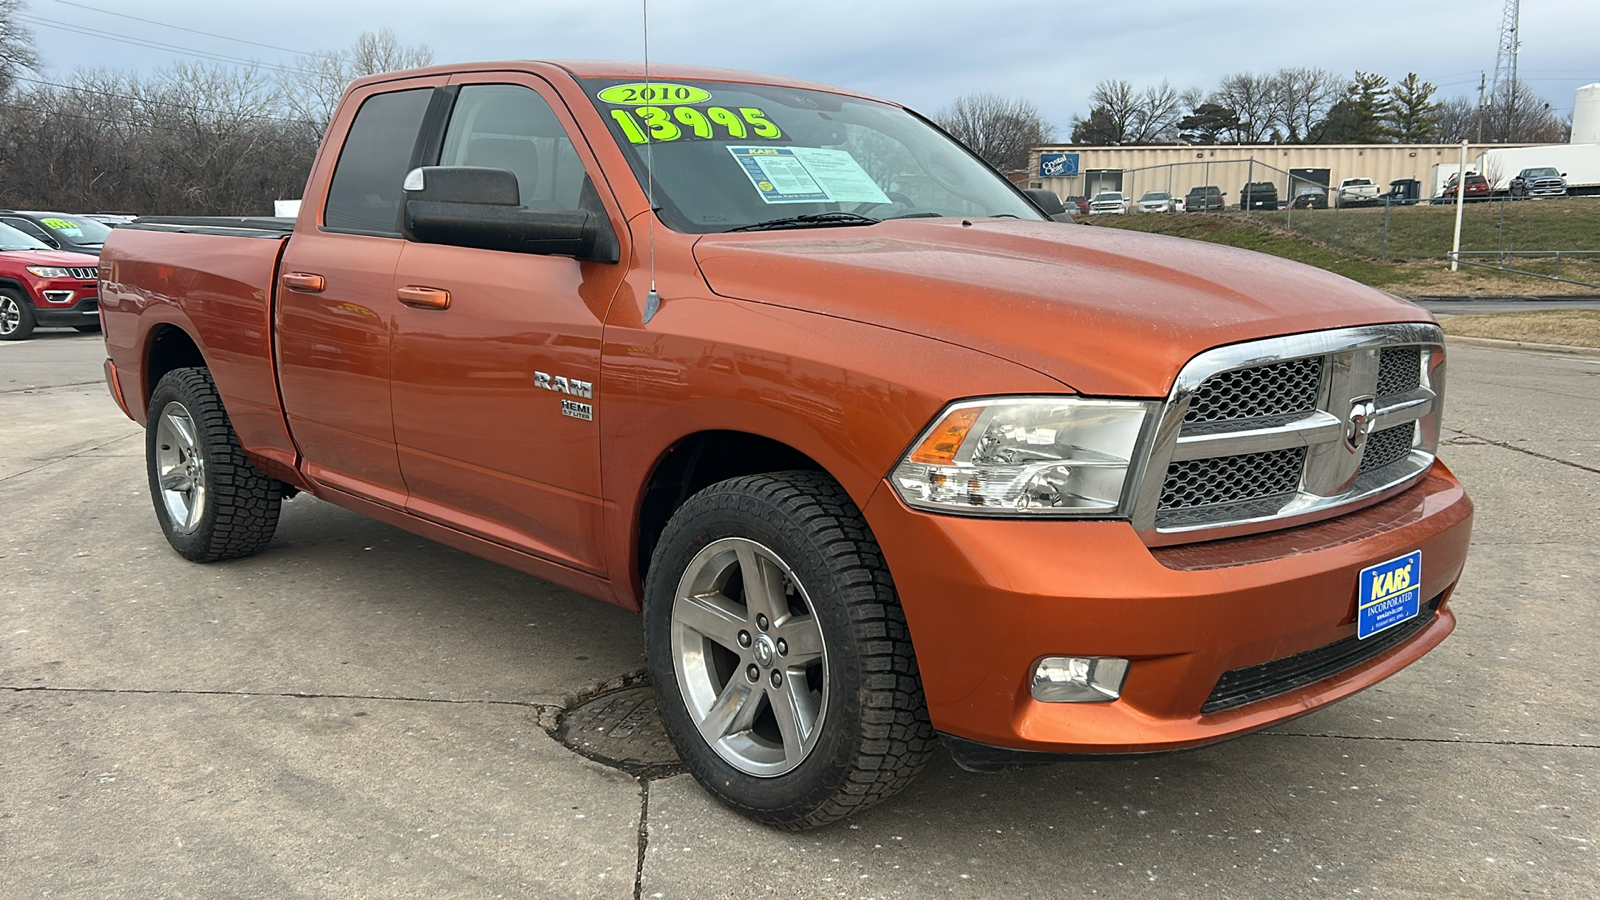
1475, 144, 1600, 195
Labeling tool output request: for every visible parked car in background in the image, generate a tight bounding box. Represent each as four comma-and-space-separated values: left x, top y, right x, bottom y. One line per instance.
1290, 186, 1329, 209
1508, 167, 1568, 199
83, 211, 139, 225
1434, 173, 1490, 203
1088, 191, 1128, 214
1380, 179, 1423, 206
1335, 178, 1380, 208
1238, 182, 1279, 210
1136, 190, 1177, 213
1064, 195, 1089, 215
1184, 185, 1225, 211
0, 221, 101, 340
0, 211, 112, 256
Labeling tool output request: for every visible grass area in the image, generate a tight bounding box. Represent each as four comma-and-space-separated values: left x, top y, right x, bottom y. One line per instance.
1091, 198, 1600, 297
1441, 309, 1600, 348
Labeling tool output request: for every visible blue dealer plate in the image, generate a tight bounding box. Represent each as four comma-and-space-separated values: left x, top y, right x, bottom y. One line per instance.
1357, 550, 1422, 639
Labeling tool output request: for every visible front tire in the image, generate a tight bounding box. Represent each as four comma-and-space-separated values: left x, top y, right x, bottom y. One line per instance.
147, 367, 283, 562
0, 289, 36, 341
645, 471, 936, 830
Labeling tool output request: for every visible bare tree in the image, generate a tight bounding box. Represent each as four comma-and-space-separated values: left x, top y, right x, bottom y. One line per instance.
284, 28, 433, 131
1273, 67, 1342, 143
935, 92, 1054, 171
1210, 73, 1280, 143
1480, 79, 1570, 144
1127, 80, 1185, 144
1434, 96, 1478, 143
1069, 79, 1138, 145
0, 0, 39, 95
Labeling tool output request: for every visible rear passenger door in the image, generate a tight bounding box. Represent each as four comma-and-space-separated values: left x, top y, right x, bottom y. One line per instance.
275, 77, 446, 508
388, 73, 629, 575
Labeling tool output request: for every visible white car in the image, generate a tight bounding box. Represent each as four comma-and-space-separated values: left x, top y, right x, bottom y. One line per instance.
1137, 190, 1177, 213
1088, 191, 1129, 214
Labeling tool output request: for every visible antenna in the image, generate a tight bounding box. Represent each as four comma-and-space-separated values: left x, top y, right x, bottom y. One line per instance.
641, 0, 661, 324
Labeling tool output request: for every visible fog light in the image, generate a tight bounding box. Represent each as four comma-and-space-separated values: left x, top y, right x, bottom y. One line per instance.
1031, 656, 1129, 703
42, 290, 76, 304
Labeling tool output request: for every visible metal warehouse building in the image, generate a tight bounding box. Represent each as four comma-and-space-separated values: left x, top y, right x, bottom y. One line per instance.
1026, 143, 1532, 207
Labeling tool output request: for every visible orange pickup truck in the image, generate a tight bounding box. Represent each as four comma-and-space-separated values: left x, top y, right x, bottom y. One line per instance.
99, 60, 1472, 829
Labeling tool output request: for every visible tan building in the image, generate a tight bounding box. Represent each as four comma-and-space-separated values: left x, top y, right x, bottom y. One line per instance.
1027, 144, 1533, 206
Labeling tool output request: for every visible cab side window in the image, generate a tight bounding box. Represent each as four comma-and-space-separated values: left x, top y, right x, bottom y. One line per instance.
439, 85, 586, 211
324, 88, 434, 235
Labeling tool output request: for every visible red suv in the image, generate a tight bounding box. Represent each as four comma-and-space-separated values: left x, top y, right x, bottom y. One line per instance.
0, 221, 101, 340
1436, 173, 1490, 202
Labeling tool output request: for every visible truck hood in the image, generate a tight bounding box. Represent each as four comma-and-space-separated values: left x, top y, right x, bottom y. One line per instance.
692, 218, 1428, 397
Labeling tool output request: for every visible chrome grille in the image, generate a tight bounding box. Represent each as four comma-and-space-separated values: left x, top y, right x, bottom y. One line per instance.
1375, 346, 1421, 398
1183, 357, 1321, 425
1359, 424, 1415, 473
66, 266, 97, 280
1132, 324, 1445, 545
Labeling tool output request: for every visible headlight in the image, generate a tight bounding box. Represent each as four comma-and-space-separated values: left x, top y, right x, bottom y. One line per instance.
26, 266, 72, 278
891, 397, 1155, 516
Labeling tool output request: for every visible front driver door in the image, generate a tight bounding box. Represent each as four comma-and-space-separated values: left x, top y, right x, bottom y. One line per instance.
389, 75, 628, 575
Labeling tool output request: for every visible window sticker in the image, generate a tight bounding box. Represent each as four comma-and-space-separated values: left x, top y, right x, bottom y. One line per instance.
727, 146, 890, 205
597, 83, 712, 106
609, 106, 781, 144
41, 217, 84, 237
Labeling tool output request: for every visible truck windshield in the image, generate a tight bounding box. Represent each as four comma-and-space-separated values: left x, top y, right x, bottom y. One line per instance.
581, 77, 1043, 234
0, 222, 52, 251
1523, 167, 1560, 178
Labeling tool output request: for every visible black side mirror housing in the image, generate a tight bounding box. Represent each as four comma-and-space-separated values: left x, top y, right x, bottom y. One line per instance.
401, 166, 620, 263
1021, 187, 1074, 223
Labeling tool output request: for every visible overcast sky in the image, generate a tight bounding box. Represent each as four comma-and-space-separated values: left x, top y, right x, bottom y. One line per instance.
22, 0, 1600, 135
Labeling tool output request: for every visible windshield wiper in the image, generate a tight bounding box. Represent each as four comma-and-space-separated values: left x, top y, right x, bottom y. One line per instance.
726, 212, 880, 233
886, 212, 944, 220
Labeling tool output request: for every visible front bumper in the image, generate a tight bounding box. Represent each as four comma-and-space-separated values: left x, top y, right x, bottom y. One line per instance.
30, 286, 99, 326
864, 460, 1472, 757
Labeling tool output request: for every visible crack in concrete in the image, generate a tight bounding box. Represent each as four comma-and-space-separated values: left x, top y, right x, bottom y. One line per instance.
0, 432, 142, 484
633, 782, 650, 900
1263, 730, 1599, 749
2, 684, 563, 712
0, 380, 107, 394
1449, 429, 1600, 475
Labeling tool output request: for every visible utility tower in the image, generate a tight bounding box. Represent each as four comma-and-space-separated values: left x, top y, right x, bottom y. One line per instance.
1488, 0, 1521, 136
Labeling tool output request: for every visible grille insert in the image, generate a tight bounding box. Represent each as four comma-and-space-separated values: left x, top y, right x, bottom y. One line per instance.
1202, 594, 1443, 714
1376, 346, 1421, 398
1359, 424, 1415, 473
1160, 447, 1305, 511
1183, 357, 1322, 425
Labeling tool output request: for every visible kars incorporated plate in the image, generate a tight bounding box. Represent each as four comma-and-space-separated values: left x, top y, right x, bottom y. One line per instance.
1357, 550, 1422, 640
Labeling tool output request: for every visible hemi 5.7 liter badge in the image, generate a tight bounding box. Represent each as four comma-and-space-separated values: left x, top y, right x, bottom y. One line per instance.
561, 399, 593, 421
1357, 550, 1421, 639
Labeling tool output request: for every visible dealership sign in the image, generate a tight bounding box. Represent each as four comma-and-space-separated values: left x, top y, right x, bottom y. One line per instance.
1038, 152, 1080, 177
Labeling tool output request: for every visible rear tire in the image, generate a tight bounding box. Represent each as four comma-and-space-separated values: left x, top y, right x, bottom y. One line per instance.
645, 471, 936, 830
147, 367, 283, 562
0, 289, 36, 341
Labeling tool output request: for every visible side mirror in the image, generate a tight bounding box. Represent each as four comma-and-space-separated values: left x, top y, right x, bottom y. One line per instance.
1021, 187, 1068, 218
401, 166, 620, 264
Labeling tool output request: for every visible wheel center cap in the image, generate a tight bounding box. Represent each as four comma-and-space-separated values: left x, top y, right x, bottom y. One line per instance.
752, 635, 776, 668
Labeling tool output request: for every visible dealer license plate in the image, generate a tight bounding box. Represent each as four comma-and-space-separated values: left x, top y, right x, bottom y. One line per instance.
1357, 551, 1422, 639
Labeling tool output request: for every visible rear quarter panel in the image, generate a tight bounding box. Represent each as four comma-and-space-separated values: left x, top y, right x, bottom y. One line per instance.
100, 228, 299, 481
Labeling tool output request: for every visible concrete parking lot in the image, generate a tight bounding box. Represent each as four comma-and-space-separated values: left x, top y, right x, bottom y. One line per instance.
3, 324, 1596, 899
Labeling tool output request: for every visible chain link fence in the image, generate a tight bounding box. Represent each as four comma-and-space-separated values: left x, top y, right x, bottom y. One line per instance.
1080, 158, 1600, 288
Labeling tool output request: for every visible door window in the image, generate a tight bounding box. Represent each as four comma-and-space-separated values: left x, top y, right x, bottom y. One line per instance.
439, 84, 586, 210
323, 88, 434, 235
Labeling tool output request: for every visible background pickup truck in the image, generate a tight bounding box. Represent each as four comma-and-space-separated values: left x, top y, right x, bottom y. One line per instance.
1335, 177, 1380, 207
100, 60, 1473, 830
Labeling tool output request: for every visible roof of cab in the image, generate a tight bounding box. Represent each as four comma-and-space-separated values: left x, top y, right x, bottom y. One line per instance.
347, 60, 885, 105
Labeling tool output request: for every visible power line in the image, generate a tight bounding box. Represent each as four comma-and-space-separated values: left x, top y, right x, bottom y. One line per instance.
10, 74, 312, 125
17, 14, 298, 74
48, 0, 310, 55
